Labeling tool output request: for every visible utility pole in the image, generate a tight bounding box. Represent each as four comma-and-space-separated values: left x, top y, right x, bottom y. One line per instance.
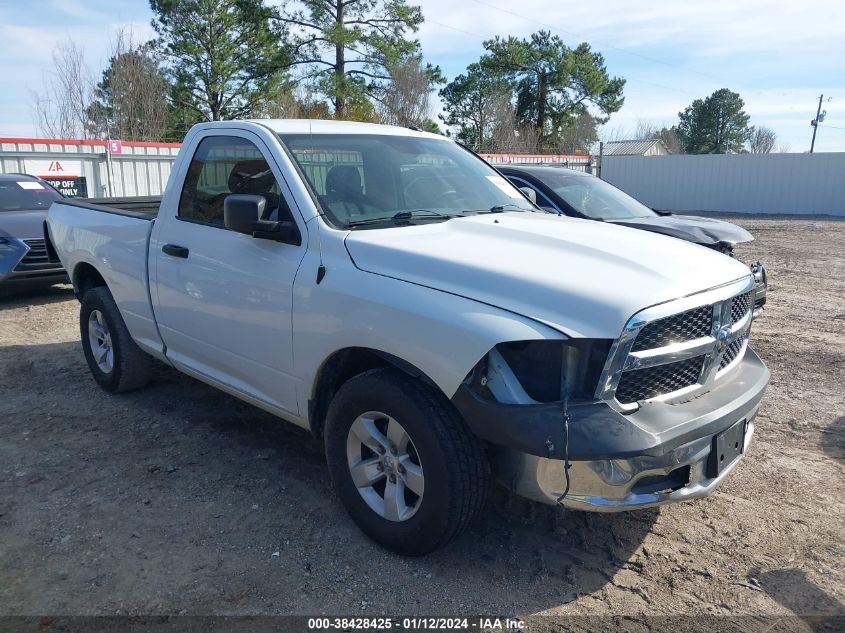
104, 117, 114, 197
810, 94, 827, 153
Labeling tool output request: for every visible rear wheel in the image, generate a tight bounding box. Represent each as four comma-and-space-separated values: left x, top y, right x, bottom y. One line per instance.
80, 286, 151, 393
324, 368, 489, 555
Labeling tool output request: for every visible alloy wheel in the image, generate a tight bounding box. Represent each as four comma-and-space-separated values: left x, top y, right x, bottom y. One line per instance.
345, 411, 425, 522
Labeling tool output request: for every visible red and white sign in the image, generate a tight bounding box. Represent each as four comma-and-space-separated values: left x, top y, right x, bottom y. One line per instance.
108, 139, 123, 155
24, 159, 82, 179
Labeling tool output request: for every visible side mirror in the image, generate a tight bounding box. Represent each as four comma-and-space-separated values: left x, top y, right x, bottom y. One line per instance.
519, 186, 537, 205
224, 194, 300, 245
224, 194, 264, 234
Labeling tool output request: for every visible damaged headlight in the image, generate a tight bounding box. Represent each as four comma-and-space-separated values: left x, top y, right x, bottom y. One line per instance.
0, 234, 28, 278
466, 339, 613, 405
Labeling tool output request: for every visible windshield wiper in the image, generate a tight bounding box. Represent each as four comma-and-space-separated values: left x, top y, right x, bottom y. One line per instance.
463, 203, 528, 214
346, 209, 452, 229
392, 209, 449, 220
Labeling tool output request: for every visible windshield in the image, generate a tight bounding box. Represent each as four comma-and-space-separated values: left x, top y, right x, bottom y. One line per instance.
0, 179, 63, 212
544, 174, 656, 220
279, 133, 535, 228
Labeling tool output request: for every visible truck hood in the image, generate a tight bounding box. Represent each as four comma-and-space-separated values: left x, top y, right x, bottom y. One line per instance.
0, 209, 48, 240
607, 214, 754, 246
344, 213, 753, 339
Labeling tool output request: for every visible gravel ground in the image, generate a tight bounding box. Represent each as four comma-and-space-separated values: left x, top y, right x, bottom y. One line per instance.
0, 218, 843, 625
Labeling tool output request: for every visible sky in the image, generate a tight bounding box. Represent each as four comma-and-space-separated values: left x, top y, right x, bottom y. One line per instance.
1, 0, 844, 152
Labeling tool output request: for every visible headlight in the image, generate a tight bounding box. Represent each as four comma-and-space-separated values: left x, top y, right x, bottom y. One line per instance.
0, 235, 23, 253
466, 339, 613, 404
0, 235, 29, 279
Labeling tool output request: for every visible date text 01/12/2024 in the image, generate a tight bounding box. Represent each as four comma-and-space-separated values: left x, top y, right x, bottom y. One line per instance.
307, 617, 528, 630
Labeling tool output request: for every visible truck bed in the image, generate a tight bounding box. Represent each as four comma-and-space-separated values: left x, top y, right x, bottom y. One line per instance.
46, 198, 165, 357
58, 196, 161, 220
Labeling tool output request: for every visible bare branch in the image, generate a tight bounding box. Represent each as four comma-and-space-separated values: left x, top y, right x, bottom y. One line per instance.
30, 40, 95, 138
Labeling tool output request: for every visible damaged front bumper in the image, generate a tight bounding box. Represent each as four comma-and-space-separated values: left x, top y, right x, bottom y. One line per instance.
494, 418, 755, 511
452, 348, 769, 510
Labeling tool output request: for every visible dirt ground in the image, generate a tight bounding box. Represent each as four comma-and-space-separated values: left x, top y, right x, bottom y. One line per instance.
1, 218, 843, 627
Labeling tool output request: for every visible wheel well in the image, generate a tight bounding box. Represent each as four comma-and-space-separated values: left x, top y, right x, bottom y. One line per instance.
73, 262, 107, 298
308, 347, 434, 437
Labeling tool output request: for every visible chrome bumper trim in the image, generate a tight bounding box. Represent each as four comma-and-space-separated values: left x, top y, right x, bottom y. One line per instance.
751, 261, 767, 316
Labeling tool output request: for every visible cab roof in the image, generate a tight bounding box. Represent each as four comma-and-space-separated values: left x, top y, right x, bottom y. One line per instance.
496, 165, 589, 178
245, 118, 445, 140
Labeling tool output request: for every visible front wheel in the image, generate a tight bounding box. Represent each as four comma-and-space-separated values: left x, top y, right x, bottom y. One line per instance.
324, 368, 489, 555
80, 286, 151, 393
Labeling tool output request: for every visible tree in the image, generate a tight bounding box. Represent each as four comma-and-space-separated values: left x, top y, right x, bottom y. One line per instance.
259, 78, 332, 119
480, 31, 625, 151
150, 0, 290, 123
747, 125, 777, 154
376, 56, 443, 129
31, 40, 95, 138
634, 120, 682, 154
674, 88, 750, 154
487, 96, 541, 153
272, 0, 423, 118
553, 112, 599, 154
439, 63, 511, 151
86, 30, 170, 141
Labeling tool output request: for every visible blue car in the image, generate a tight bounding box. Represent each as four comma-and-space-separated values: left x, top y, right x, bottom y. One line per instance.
0, 173, 68, 290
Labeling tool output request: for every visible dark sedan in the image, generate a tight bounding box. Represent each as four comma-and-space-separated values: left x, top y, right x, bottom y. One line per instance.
0, 173, 68, 289
500, 165, 767, 312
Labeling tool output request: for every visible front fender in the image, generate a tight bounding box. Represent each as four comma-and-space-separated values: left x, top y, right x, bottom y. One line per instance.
292, 246, 568, 405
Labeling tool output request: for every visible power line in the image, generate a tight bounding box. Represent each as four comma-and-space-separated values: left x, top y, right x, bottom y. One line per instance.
466, 0, 725, 83
461, 0, 807, 101
427, 19, 481, 40
427, 18, 699, 97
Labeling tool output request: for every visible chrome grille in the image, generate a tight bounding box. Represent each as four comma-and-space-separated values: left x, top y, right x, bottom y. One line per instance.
616, 355, 706, 404
631, 305, 711, 352
596, 278, 756, 409
731, 291, 753, 324
720, 335, 747, 370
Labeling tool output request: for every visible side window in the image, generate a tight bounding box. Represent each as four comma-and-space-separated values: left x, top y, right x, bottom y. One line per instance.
178, 136, 286, 226
507, 176, 556, 210
533, 189, 557, 209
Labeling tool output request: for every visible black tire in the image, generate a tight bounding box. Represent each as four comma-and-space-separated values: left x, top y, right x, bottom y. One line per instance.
80, 286, 151, 393
324, 367, 489, 555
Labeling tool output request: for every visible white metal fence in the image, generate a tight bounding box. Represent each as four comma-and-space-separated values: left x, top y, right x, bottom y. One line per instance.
4, 136, 842, 216
600, 153, 845, 216
482, 153, 594, 173
0, 137, 180, 198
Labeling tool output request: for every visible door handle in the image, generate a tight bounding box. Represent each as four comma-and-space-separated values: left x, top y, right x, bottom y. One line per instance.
162, 244, 189, 258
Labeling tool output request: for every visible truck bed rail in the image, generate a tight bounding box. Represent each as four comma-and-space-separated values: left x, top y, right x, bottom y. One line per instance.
60, 196, 160, 220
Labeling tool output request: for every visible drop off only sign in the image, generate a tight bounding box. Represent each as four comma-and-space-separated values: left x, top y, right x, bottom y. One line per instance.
24, 159, 88, 198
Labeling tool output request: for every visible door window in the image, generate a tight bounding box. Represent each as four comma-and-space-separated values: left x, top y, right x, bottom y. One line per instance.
506, 176, 558, 210
178, 136, 287, 226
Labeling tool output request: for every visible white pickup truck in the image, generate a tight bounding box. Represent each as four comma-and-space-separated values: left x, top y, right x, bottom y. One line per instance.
46, 120, 769, 555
